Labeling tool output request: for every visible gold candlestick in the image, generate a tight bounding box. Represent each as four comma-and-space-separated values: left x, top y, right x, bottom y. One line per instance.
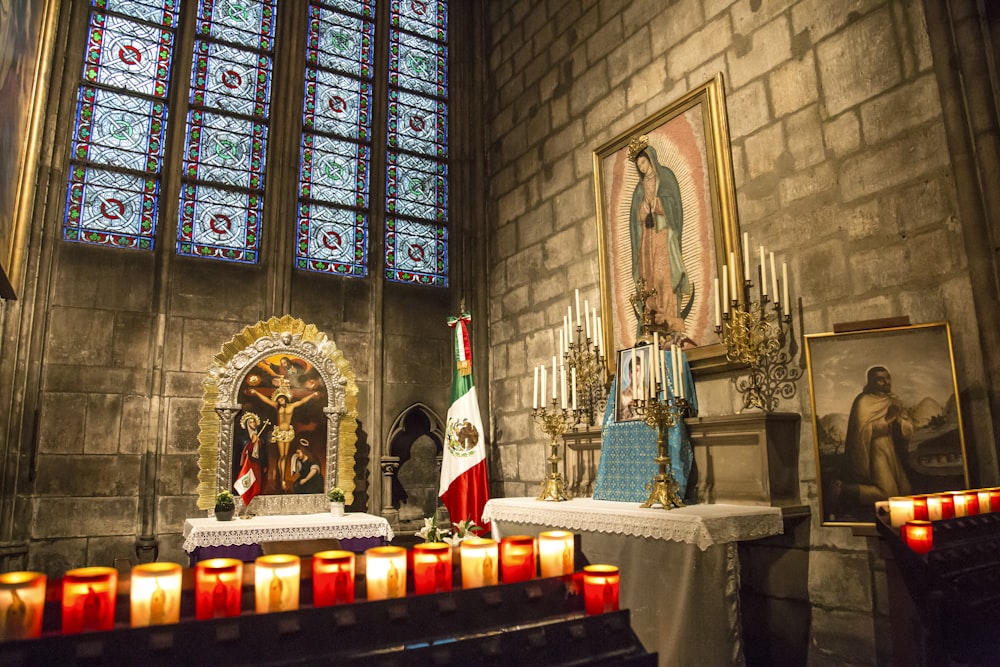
633, 392, 688, 510
564, 326, 608, 429
532, 402, 577, 501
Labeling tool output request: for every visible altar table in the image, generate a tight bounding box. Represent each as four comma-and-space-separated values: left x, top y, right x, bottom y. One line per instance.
183, 513, 394, 564
482, 498, 782, 667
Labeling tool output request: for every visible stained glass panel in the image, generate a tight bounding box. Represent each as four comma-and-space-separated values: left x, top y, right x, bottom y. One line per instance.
389, 28, 446, 98
183, 110, 267, 189
189, 41, 272, 118
384, 218, 447, 286
64, 1, 179, 250
387, 89, 446, 158
177, 183, 262, 262
386, 152, 447, 221
390, 0, 446, 41
306, 4, 375, 78
300, 135, 369, 207
296, 203, 367, 276
195, 0, 277, 50
303, 69, 372, 140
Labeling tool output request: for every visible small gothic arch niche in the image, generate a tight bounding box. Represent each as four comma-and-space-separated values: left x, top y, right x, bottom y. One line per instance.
197, 315, 359, 515
386, 404, 444, 523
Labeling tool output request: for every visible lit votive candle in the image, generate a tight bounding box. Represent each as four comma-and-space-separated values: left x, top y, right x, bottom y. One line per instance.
62, 566, 118, 634
953, 493, 969, 517
911, 496, 929, 521
888, 496, 915, 527
313, 550, 355, 606
582, 564, 620, 615
0, 572, 46, 640
460, 538, 499, 589
195, 558, 243, 620
990, 489, 1000, 513
254, 555, 300, 613
130, 562, 182, 627
365, 546, 407, 600
500, 535, 536, 583
901, 520, 934, 554
965, 492, 981, 515
978, 491, 993, 514
412, 542, 453, 595
538, 530, 574, 577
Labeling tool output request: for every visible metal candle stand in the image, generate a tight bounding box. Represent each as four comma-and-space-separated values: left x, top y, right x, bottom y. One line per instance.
563, 324, 608, 430
531, 402, 579, 502
632, 389, 688, 510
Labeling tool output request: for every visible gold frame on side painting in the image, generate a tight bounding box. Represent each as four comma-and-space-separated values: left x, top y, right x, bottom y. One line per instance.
593, 73, 742, 376
805, 322, 969, 526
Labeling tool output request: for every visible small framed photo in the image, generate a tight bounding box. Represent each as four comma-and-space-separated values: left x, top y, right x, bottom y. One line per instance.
614, 346, 652, 423
805, 322, 969, 525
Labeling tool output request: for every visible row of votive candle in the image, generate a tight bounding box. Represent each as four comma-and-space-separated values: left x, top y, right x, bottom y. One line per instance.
887, 488, 1000, 527
1, 530, 620, 639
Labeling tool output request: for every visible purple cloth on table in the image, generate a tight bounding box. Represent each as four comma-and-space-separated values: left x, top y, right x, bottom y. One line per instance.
187, 536, 386, 566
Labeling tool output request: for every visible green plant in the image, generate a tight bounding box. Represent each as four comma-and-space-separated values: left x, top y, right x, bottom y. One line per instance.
327, 487, 345, 503
215, 491, 235, 510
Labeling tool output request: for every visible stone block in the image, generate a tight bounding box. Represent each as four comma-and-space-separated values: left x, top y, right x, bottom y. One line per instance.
120, 394, 149, 455
543, 226, 582, 270
157, 495, 200, 535
808, 607, 877, 665
643, 0, 705, 53
27, 538, 87, 576
112, 312, 153, 370
823, 110, 861, 157
729, 16, 793, 90
892, 176, 954, 235
501, 285, 530, 317
585, 11, 624, 65
607, 26, 650, 89
809, 549, 873, 610
786, 104, 825, 169
771, 51, 818, 117
790, 0, 882, 43
163, 370, 204, 398
385, 333, 448, 385
157, 454, 201, 496
860, 74, 941, 145
728, 80, 771, 140
165, 396, 203, 455
779, 161, 835, 204
34, 454, 141, 497
851, 243, 909, 291
741, 543, 809, 600
169, 264, 263, 322
157, 533, 188, 569
32, 497, 137, 539
816, 8, 902, 117
38, 392, 87, 454
84, 393, 121, 454
498, 186, 529, 225
87, 535, 140, 570
46, 306, 115, 367
666, 15, 730, 83
731, 0, 796, 35
519, 440, 548, 483
745, 122, 786, 181
52, 245, 155, 312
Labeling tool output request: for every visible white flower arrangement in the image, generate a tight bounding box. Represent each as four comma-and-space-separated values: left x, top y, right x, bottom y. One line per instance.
415, 516, 484, 546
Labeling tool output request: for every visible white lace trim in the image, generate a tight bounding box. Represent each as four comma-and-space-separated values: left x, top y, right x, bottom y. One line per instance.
481, 498, 782, 551
182, 513, 394, 552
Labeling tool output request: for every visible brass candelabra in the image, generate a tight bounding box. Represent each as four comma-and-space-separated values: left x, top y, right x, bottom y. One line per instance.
531, 401, 578, 501
717, 281, 801, 413
632, 388, 688, 510
564, 325, 608, 429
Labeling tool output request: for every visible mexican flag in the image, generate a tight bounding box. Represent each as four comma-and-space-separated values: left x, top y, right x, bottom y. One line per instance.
439, 311, 490, 527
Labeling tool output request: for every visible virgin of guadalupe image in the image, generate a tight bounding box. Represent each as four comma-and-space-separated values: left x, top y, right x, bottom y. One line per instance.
628, 135, 693, 336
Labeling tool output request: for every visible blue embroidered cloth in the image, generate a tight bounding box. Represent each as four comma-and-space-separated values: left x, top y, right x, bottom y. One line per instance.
593, 349, 698, 502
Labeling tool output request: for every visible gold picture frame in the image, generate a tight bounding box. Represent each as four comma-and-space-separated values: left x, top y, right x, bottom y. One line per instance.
805, 322, 969, 526
593, 73, 742, 375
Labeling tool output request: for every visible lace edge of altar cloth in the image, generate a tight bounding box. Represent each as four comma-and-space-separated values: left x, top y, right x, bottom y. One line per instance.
481, 498, 783, 551
182, 513, 395, 552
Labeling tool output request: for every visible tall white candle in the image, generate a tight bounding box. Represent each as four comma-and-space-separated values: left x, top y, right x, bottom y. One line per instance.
659, 347, 666, 397
678, 349, 685, 400
560, 366, 567, 409
551, 356, 557, 400
770, 252, 778, 302
782, 262, 790, 308
571, 367, 577, 410
742, 232, 750, 278
575, 289, 581, 327
714, 277, 721, 327
722, 265, 729, 312
759, 246, 767, 296
631, 351, 638, 402
584, 300, 591, 340
652, 333, 659, 386
672, 346, 679, 398
540, 365, 546, 407
533, 366, 538, 409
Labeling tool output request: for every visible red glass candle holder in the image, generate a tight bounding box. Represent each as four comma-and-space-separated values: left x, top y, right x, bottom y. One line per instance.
901, 520, 933, 554
62, 567, 118, 634
460, 538, 499, 589
990, 489, 1000, 513
500, 535, 536, 583
912, 496, 929, 521
965, 492, 981, 516
538, 530, 574, 577
0, 571, 46, 640
365, 546, 407, 600
412, 542, 453, 595
195, 558, 243, 620
582, 564, 620, 615
939, 494, 955, 519
313, 550, 356, 606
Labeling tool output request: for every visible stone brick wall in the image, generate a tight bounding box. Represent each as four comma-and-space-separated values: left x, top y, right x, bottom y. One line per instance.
484, 0, 996, 663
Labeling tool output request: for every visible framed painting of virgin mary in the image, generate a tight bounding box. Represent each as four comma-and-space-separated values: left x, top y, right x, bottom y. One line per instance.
593, 73, 742, 374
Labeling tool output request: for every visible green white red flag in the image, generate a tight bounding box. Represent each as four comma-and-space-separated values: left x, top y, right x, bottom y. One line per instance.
439, 311, 490, 527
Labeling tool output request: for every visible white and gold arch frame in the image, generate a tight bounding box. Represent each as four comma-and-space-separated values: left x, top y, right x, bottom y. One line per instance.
196, 315, 358, 514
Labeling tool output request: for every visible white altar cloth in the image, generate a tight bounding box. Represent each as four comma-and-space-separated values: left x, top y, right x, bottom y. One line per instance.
182, 513, 394, 552
482, 498, 783, 667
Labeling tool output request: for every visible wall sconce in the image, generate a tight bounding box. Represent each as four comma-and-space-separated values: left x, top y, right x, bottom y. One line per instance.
130, 562, 182, 627
0, 571, 46, 640
195, 558, 243, 620
312, 550, 355, 606
460, 537, 498, 589
582, 564, 620, 616
254, 555, 300, 613
62, 567, 118, 634
538, 531, 574, 577
364, 546, 407, 600
500, 535, 536, 583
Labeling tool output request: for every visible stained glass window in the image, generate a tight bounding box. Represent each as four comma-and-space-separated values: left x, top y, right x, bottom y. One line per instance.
176, 0, 277, 263
63, 1, 180, 250
296, 0, 376, 277
385, 0, 448, 286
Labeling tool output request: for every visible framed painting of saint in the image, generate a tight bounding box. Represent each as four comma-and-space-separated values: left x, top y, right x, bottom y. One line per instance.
593, 73, 742, 374
805, 322, 969, 526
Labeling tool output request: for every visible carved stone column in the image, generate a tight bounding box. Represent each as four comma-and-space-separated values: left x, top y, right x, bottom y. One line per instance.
380, 456, 400, 531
